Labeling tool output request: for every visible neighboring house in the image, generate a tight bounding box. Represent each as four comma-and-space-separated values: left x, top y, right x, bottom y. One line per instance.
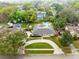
17, 5, 25, 10
32, 22, 56, 36
0, 2, 10, 7
65, 25, 79, 37
8, 22, 22, 30
37, 11, 46, 20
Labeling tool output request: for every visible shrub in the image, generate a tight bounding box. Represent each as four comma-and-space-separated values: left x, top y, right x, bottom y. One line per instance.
60, 31, 73, 47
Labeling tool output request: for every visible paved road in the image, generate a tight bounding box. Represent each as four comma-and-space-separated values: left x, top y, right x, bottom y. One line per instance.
0, 54, 79, 59
17, 54, 79, 59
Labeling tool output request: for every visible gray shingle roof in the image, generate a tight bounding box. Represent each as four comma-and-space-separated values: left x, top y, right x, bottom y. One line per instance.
32, 24, 55, 36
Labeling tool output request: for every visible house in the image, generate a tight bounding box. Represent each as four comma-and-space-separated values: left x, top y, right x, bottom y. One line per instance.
65, 25, 79, 37
17, 5, 25, 11
37, 11, 46, 20
32, 22, 56, 36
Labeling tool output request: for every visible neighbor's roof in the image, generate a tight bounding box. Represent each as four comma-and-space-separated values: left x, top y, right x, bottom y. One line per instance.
66, 25, 79, 37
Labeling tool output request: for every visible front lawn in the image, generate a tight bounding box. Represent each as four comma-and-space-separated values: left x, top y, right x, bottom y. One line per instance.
25, 43, 53, 54
73, 40, 79, 48
26, 43, 53, 49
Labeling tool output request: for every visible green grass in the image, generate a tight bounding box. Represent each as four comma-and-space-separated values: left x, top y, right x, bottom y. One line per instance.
26, 43, 53, 49
21, 23, 27, 29
25, 50, 53, 54
73, 40, 79, 48
62, 47, 71, 54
